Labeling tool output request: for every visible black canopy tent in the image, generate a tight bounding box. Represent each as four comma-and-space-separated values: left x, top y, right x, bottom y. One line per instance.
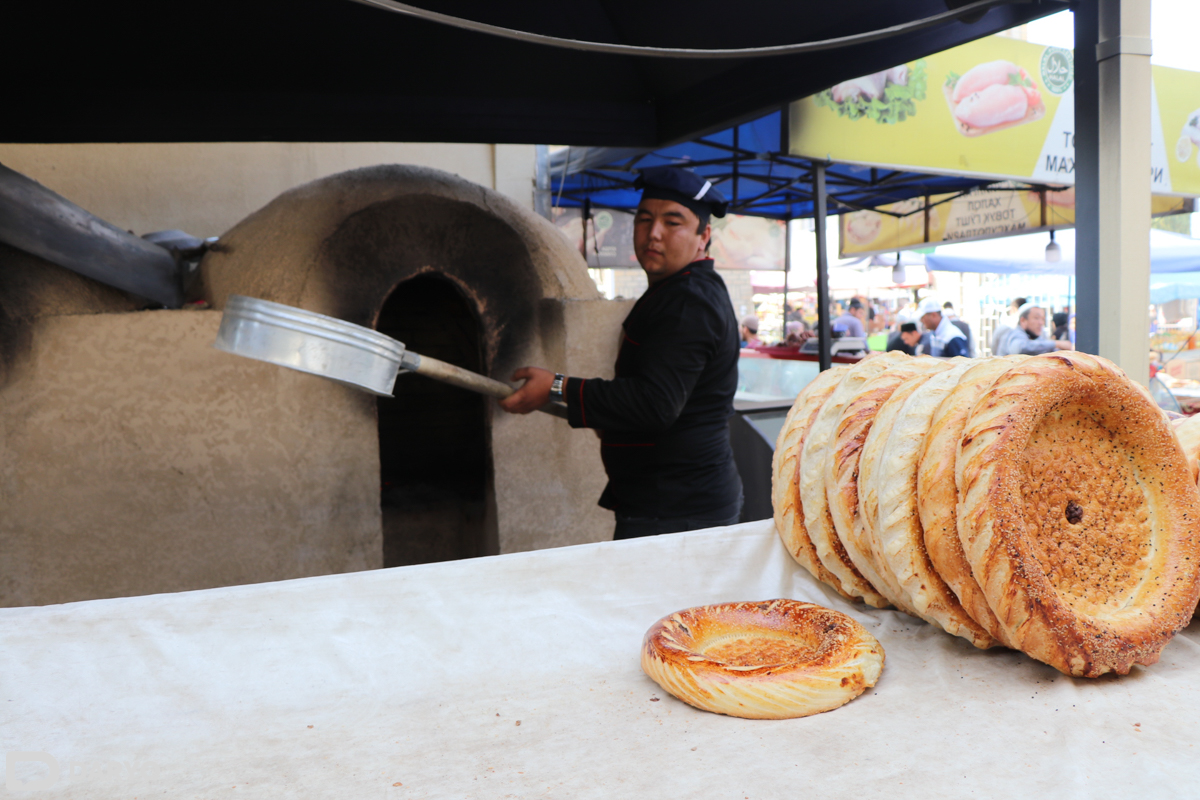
4, 0, 1064, 147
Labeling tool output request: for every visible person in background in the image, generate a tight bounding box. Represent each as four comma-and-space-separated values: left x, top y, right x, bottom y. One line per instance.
832, 298, 867, 338
990, 296, 1027, 356
996, 303, 1074, 355
1052, 311, 1070, 341
895, 300, 918, 327
918, 298, 969, 358
784, 320, 812, 347
942, 301, 975, 357
740, 315, 761, 348
886, 322, 922, 355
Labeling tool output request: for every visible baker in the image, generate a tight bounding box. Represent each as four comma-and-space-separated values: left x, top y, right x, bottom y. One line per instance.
498, 166, 743, 539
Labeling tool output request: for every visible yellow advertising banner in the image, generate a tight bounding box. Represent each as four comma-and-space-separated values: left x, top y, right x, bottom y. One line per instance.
840, 188, 1191, 257
790, 34, 1200, 197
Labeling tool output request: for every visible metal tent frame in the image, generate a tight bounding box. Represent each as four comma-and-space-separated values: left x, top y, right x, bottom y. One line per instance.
549, 109, 1068, 370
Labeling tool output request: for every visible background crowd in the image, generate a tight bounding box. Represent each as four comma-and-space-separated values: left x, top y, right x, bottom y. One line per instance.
738, 294, 1076, 359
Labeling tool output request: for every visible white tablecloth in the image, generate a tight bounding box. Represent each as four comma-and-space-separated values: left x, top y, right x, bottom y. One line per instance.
3, 520, 1199, 798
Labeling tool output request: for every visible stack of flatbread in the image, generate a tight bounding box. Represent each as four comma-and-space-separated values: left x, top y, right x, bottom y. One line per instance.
772, 351, 1200, 677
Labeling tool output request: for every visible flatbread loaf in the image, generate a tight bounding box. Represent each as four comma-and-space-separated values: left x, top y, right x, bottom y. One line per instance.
827, 357, 951, 614
1172, 414, 1200, 485
957, 351, 1200, 676
918, 356, 1025, 647
800, 352, 910, 606
772, 366, 853, 597
641, 599, 884, 719
868, 362, 996, 648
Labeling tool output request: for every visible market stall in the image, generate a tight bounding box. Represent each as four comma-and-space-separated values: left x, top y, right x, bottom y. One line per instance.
4, 519, 1199, 797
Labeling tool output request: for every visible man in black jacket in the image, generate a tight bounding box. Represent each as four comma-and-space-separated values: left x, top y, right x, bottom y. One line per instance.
886, 322, 922, 355
499, 166, 743, 539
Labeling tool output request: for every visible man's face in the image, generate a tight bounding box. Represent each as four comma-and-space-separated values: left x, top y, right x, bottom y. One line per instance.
633, 199, 710, 284
901, 330, 921, 347
1020, 307, 1046, 336
921, 311, 941, 331
850, 305, 866, 319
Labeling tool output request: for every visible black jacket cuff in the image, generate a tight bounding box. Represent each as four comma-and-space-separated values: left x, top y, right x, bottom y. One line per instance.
565, 377, 588, 428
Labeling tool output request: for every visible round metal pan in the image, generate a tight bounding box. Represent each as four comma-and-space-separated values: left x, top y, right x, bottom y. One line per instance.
214, 295, 406, 396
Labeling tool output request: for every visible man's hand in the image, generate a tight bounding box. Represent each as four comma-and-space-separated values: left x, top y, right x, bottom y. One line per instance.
498, 367, 555, 414
1054, 340, 1074, 350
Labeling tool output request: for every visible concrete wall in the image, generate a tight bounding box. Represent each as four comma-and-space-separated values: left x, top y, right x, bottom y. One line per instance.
0, 143, 537, 238
0, 310, 381, 607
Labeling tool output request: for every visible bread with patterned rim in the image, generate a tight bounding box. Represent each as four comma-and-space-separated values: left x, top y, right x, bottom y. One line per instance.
827, 357, 951, 613
918, 355, 1026, 647
772, 365, 854, 597
799, 352, 910, 606
869, 362, 997, 648
957, 351, 1200, 676
641, 599, 884, 719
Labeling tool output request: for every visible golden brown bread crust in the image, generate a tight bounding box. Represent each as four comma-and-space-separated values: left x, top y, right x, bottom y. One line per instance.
771, 366, 854, 597
869, 362, 996, 648
641, 599, 884, 719
957, 351, 1200, 677
800, 352, 912, 606
919, 356, 1026, 648
827, 358, 951, 614
1172, 414, 1200, 485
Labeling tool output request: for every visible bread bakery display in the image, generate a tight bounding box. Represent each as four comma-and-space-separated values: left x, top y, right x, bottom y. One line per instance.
772, 351, 1200, 677
641, 599, 884, 719
799, 352, 908, 607
827, 358, 952, 615
865, 361, 995, 648
771, 366, 856, 599
918, 356, 1027, 648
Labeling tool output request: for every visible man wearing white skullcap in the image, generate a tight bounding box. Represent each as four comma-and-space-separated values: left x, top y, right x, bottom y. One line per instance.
917, 297, 969, 358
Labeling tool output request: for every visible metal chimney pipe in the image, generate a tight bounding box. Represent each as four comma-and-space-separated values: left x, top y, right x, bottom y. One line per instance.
0, 162, 183, 307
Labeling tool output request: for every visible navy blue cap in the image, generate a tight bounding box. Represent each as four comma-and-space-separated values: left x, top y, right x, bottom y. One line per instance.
634, 166, 728, 219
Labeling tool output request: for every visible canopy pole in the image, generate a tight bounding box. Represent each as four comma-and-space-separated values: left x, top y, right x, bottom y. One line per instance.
1076, 0, 1152, 383
732, 126, 740, 208
783, 215, 791, 339
1075, 3, 1099, 356
815, 163, 832, 371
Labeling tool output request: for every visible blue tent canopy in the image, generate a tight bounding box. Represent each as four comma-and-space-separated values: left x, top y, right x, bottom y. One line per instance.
549, 110, 1000, 220
924, 227, 1200, 306
927, 228, 1200, 280
1150, 273, 1200, 305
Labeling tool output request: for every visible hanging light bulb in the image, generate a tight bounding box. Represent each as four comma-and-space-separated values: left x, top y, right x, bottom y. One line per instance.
1045, 229, 1062, 263
891, 253, 906, 285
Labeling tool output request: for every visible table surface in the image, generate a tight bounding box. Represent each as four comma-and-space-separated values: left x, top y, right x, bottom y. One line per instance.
3, 520, 1199, 798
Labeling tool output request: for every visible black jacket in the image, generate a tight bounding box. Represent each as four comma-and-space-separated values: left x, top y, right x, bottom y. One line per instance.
886, 331, 916, 355
565, 259, 742, 519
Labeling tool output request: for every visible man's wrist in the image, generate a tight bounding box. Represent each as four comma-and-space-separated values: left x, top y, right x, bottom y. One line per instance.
549, 373, 566, 401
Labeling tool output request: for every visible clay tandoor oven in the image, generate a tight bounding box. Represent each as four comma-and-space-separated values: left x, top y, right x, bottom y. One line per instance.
0, 165, 631, 606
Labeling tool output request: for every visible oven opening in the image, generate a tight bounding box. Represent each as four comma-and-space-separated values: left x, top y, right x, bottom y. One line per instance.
376, 274, 495, 567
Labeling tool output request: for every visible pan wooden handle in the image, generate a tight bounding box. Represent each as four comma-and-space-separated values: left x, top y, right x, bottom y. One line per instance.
409, 354, 568, 419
